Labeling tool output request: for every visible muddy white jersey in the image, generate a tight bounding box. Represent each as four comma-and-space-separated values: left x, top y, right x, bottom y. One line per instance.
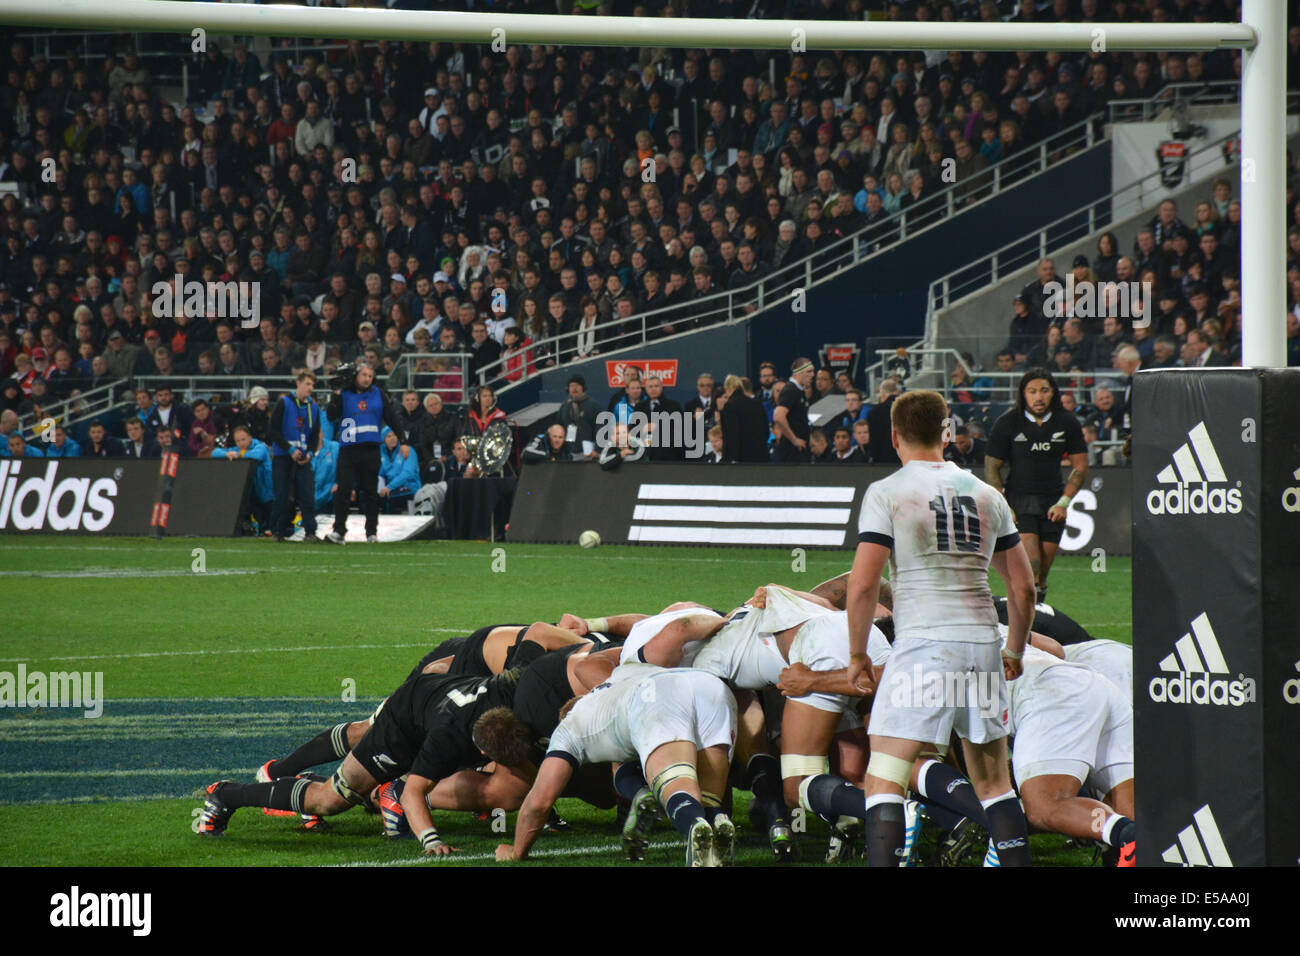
999, 624, 1095, 735
858, 459, 1018, 644
620, 605, 724, 667
693, 586, 834, 688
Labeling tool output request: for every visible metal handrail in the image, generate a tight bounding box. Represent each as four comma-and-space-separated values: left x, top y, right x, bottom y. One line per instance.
922, 125, 1248, 351
1106, 81, 1300, 125
16, 376, 127, 438
481, 111, 1105, 396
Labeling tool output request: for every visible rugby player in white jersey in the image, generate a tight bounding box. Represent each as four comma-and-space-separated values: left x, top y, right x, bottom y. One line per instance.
1061, 639, 1132, 700
998, 624, 1136, 865
494, 663, 738, 866
843, 389, 1038, 867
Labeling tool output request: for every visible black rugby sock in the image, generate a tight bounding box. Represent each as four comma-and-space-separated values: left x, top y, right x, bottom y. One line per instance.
916, 759, 990, 829
984, 791, 1032, 867
745, 753, 788, 828
267, 722, 352, 778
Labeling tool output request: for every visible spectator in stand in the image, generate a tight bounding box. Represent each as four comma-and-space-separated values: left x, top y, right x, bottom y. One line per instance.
522, 424, 580, 464
84, 421, 124, 458
42, 424, 81, 458
829, 425, 865, 463
683, 372, 718, 430
121, 417, 156, 459
557, 375, 599, 460
807, 427, 833, 463
144, 384, 193, 448
5, 432, 42, 458
379, 427, 421, 513
719, 374, 769, 464
944, 424, 986, 469
866, 377, 901, 465
852, 419, 872, 461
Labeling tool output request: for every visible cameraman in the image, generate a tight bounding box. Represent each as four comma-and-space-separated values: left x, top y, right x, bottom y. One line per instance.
325, 361, 410, 544
270, 371, 323, 542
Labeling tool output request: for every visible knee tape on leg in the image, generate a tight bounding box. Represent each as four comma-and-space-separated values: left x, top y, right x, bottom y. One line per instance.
796, 775, 820, 815
330, 770, 368, 807
866, 751, 914, 789
919, 744, 948, 761
780, 753, 830, 780
651, 762, 697, 804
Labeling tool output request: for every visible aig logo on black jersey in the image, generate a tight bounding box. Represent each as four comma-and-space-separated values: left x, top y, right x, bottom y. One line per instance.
1145, 422, 1243, 516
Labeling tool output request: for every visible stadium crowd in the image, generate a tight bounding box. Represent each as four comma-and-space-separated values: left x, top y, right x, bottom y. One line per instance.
2, 0, 1283, 466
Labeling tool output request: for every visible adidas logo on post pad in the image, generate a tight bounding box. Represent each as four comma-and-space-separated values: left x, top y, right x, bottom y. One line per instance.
1145, 422, 1242, 515
1148, 612, 1255, 707
1161, 804, 1233, 867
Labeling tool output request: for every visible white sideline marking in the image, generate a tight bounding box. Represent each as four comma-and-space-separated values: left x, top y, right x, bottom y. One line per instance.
0, 636, 463, 664
0, 767, 259, 779
0, 568, 397, 579
0, 792, 189, 806
324, 839, 685, 867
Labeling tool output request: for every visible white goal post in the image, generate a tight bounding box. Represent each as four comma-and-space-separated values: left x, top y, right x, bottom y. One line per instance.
0, 0, 1284, 364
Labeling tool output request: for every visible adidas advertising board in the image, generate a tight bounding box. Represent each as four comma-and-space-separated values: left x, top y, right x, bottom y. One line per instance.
509, 462, 1133, 551
1132, 368, 1300, 867
0, 459, 254, 537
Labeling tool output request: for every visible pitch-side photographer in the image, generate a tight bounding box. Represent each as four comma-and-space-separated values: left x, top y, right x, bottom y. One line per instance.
325, 361, 411, 543
270, 370, 323, 542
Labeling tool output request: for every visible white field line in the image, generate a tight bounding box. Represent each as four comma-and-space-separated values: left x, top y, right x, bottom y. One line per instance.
0, 568, 398, 578
10, 540, 1121, 568
0, 636, 462, 663
0, 791, 187, 805
323, 839, 686, 867
0, 767, 260, 779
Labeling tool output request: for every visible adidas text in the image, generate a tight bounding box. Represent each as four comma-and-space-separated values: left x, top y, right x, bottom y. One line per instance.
1145, 483, 1242, 516
1149, 672, 1255, 706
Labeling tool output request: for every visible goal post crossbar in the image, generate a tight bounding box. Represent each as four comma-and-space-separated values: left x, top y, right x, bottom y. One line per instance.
0, 1, 1258, 52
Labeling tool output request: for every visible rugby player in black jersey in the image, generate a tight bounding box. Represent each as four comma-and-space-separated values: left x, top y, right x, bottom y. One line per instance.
196, 665, 536, 854
984, 368, 1089, 603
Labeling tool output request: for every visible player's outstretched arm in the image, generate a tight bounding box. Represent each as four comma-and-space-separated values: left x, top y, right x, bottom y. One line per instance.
845, 541, 889, 686
641, 614, 727, 666
1029, 631, 1065, 659
992, 544, 1035, 678
497, 756, 574, 862
557, 612, 648, 637
401, 773, 460, 856
778, 662, 873, 698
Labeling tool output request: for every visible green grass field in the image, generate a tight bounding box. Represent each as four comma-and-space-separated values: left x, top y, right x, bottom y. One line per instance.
0, 537, 1132, 867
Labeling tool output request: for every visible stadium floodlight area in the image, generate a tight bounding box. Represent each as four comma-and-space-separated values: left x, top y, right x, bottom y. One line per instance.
0, 0, 1283, 367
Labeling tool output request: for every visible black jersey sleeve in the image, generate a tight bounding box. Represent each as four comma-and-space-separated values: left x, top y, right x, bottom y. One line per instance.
1063, 413, 1088, 456
986, 412, 1012, 461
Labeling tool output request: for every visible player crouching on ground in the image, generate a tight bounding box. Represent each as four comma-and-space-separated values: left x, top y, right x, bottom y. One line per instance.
998, 623, 1136, 866
495, 663, 739, 867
